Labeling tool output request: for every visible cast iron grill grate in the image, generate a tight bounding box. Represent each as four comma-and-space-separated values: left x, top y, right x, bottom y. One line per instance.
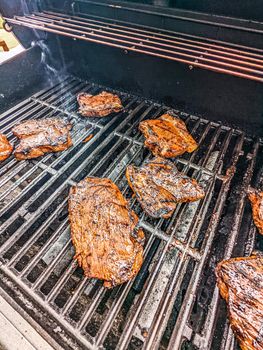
0, 76, 262, 350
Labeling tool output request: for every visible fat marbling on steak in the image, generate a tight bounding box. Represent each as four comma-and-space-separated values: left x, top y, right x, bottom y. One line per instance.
68, 177, 145, 288
216, 254, 263, 350
126, 157, 205, 218
77, 91, 123, 117
248, 189, 263, 235
139, 113, 198, 158
0, 133, 13, 161
12, 118, 72, 160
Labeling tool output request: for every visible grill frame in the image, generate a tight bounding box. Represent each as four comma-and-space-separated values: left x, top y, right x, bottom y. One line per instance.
0, 75, 261, 350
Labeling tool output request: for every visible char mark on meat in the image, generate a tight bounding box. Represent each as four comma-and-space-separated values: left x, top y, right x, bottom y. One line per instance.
139, 113, 198, 158
12, 118, 72, 160
77, 91, 123, 117
126, 157, 205, 218
68, 177, 144, 288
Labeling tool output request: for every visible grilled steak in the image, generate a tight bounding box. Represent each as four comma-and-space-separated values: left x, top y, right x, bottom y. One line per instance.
216, 255, 263, 350
77, 91, 123, 117
12, 118, 72, 160
139, 114, 198, 158
126, 157, 205, 218
0, 133, 13, 161
248, 189, 263, 235
68, 177, 145, 288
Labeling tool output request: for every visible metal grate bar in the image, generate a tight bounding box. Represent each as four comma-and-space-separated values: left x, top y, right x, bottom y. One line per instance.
41, 11, 263, 58
7, 203, 68, 270
2, 95, 147, 266
38, 142, 145, 302
32, 236, 73, 292
0, 77, 261, 350
34, 77, 78, 100
0, 95, 81, 192
116, 140, 220, 348
95, 241, 156, 346
0, 94, 136, 218
46, 9, 263, 53
39, 11, 263, 62
11, 15, 263, 76
167, 134, 245, 350
145, 179, 225, 348
4, 12, 263, 82
84, 206, 163, 341
0, 264, 96, 350
32, 76, 73, 99
195, 139, 260, 350
64, 171, 161, 330
76, 233, 157, 334
0, 99, 148, 267
0, 103, 56, 139
22, 13, 263, 71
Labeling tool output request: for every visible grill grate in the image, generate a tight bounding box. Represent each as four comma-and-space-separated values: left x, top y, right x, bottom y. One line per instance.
4, 11, 263, 82
0, 76, 262, 350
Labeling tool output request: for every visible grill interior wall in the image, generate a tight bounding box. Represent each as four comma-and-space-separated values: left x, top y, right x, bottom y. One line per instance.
0, 76, 262, 350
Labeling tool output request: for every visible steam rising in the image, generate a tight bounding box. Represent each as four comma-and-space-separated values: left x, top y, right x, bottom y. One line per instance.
21, 0, 71, 99
19, 1, 82, 125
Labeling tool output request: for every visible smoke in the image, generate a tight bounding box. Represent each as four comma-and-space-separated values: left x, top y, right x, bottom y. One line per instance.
20, 0, 42, 16
20, 1, 66, 82
19, 0, 76, 113
38, 39, 76, 113
33, 39, 65, 83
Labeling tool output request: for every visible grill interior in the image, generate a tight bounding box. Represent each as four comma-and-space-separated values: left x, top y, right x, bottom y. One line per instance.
0, 75, 262, 350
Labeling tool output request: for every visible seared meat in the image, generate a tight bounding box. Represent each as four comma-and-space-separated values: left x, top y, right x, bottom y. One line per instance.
77, 91, 123, 117
0, 133, 13, 161
68, 177, 145, 288
248, 189, 263, 235
126, 157, 205, 218
139, 113, 198, 158
216, 255, 263, 350
12, 118, 72, 160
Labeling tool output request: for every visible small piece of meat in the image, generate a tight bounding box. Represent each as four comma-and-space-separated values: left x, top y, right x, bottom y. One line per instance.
126, 157, 205, 218
216, 255, 263, 350
77, 91, 123, 117
68, 177, 145, 288
0, 133, 13, 161
139, 113, 198, 158
248, 189, 263, 235
12, 118, 72, 160
83, 134, 93, 143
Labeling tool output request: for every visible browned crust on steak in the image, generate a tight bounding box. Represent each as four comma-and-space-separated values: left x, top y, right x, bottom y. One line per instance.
248, 189, 263, 235
77, 91, 123, 117
12, 118, 72, 160
139, 114, 198, 158
216, 255, 263, 350
68, 177, 145, 288
126, 157, 205, 218
0, 133, 13, 161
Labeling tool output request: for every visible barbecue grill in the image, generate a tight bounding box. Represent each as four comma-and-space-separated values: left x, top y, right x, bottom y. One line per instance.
0, 1, 262, 349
